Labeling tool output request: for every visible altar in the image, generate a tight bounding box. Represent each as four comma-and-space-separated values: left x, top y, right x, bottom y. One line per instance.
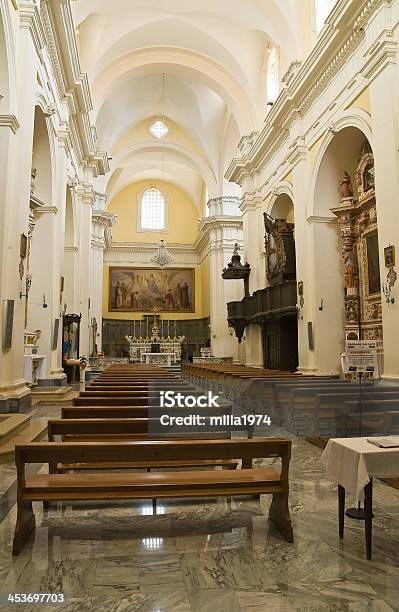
141, 352, 175, 366
126, 335, 185, 363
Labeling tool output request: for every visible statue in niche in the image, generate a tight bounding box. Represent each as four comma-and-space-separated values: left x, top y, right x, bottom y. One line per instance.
338, 171, 353, 199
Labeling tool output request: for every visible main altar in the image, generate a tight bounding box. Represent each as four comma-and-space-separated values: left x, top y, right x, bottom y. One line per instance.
125, 308, 185, 364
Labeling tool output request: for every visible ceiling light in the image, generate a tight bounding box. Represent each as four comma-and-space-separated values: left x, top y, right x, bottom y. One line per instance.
150, 120, 169, 139
151, 240, 174, 267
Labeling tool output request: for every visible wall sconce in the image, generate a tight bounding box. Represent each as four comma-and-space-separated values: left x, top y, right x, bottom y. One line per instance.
42, 294, 48, 309
318, 297, 324, 311
382, 281, 395, 305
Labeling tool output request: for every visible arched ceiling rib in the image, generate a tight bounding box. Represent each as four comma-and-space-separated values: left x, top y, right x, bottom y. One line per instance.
71, 1, 299, 211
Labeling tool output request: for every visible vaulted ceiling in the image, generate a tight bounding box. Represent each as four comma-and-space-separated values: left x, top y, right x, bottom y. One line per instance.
71, 0, 302, 210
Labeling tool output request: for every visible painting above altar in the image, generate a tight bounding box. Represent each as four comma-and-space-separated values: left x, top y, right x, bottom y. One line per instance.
109, 267, 195, 312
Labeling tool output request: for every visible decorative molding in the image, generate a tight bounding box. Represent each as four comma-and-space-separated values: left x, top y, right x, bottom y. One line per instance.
307, 215, 338, 225
226, 0, 387, 187
105, 242, 200, 266
38, 0, 109, 176
35, 205, 59, 215
282, 60, 302, 87
0, 114, 20, 133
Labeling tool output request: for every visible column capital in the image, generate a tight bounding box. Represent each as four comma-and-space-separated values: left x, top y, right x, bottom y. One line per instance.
75, 183, 96, 206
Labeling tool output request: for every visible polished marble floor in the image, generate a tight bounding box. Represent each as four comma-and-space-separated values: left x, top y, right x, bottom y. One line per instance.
0, 401, 398, 611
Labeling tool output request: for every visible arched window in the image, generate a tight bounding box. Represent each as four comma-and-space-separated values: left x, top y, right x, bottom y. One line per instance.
139, 188, 166, 231
267, 46, 280, 103
315, 0, 336, 34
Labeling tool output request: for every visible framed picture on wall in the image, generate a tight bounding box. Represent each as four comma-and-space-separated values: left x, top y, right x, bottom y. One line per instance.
384, 245, 395, 268
109, 267, 195, 313
366, 233, 381, 295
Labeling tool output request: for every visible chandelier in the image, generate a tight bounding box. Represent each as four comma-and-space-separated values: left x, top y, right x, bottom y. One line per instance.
151, 240, 174, 267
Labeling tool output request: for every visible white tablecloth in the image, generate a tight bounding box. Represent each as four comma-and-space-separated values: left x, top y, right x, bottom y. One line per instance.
321, 437, 399, 499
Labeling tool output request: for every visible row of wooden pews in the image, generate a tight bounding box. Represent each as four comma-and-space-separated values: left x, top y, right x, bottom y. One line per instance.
13, 365, 294, 554
184, 363, 399, 440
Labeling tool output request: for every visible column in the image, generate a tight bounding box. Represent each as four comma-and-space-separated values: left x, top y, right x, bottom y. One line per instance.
90, 194, 115, 354
0, 11, 37, 409
202, 197, 243, 359
75, 183, 95, 358
240, 186, 264, 367
368, 49, 399, 380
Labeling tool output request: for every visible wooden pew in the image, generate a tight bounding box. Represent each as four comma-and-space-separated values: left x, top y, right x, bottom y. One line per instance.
13, 437, 293, 554
62, 405, 236, 421
300, 390, 399, 438
47, 418, 243, 470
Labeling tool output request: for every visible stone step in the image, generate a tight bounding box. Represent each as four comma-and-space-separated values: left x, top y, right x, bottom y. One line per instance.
0, 420, 48, 463
31, 386, 78, 404
0, 414, 31, 444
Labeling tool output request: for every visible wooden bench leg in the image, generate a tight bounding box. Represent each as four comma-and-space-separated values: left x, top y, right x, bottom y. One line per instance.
13, 501, 35, 556
338, 484, 345, 539
269, 493, 293, 543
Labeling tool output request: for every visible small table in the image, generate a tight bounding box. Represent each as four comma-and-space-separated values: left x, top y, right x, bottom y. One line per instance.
321, 437, 399, 559
141, 353, 175, 366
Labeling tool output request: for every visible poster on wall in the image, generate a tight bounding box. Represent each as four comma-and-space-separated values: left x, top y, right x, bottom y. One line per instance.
109, 267, 195, 313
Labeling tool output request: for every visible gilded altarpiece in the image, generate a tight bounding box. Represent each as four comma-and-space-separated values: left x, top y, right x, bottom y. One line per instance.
331, 143, 383, 353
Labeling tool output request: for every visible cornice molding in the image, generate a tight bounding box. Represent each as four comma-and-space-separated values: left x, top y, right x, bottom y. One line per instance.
362, 29, 398, 80
307, 215, 338, 225
226, 0, 386, 185
0, 114, 20, 133
35, 205, 59, 215
19, 2, 46, 52
39, 0, 109, 176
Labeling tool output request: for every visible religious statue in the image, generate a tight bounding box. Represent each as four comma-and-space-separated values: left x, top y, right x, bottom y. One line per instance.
30, 168, 37, 195
338, 171, 353, 199
343, 249, 358, 290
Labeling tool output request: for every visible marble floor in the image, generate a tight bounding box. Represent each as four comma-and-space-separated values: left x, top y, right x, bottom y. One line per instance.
0, 401, 398, 611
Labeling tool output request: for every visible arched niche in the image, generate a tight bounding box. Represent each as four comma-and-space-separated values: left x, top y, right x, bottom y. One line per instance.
270, 192, 294, 223
313, 127, 369, 217
31, 107, 53, 205
0, 10, 9, 115
310, 126, 374, 373
27, 106, 54, 358
63, 185, 78, 313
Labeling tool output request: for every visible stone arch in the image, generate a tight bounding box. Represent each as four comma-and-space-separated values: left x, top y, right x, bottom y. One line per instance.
308, 119, 374, 373
267, 181, 295, 220
308, 110, 372, 218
